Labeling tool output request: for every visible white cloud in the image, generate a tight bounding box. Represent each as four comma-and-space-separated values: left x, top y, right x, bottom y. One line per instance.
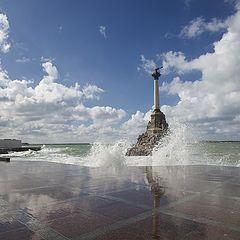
160, 6, 240, 139
16, 57, 31, 63
0, 61, 128, 143
41, 61, 59, 83
180, 16, 229, 39
99, 25, 107, 39
138, 55, 157, 74
40, 56, 55, 62
120, 110, 153, 142
161, 51, 197, 74
89, 106, 126, 125
0, 13, 10, 53
82, 84, 104, 100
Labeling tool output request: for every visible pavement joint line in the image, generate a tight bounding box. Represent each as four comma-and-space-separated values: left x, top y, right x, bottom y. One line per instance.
0, 197, 70, 240
11, 183, 67, 193
98, 194, 151, 210
73, 210, 153, 240
16, 209, 70, 240
21, 187, 116, 208
0, 207, 19, 217
159, 208, 240, 233
0, 197, 21, 216
0, 197, 9, 207
216, 175, 239, 185
98, 190, 202, 212
28, 185, 142, 208
205, 193, 240, 201
38, 194, 89, 206
81, 184, 140, 196
0, 226, 30, 237
160, 192, 201, 210
210, 175, 240, 194
36, 227, 70, 240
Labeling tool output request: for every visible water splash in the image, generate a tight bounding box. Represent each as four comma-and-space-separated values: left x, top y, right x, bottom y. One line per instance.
152, 120, 196, 165
83, 141, 128, 167
126, 120, 200, 166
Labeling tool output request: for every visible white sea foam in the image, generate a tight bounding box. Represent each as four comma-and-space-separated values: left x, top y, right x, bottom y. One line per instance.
2, 149, 34, 157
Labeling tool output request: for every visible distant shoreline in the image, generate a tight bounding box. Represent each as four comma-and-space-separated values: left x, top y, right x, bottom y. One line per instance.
199, 140, 240, 143
39, 143, 91, 145
29, 141, 240, 145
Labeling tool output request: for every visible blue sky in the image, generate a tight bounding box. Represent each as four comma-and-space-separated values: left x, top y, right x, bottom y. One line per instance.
0, 0, 239, 143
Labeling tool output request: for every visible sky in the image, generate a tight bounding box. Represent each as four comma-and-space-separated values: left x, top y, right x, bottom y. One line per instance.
0, 0, 239, 143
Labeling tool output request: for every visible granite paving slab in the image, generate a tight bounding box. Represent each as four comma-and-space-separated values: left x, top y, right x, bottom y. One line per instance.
0, 161, 240, 240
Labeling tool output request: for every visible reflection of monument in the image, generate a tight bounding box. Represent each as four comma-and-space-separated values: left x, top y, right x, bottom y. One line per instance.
126, 68, 168, 156
146, 166, 165, 240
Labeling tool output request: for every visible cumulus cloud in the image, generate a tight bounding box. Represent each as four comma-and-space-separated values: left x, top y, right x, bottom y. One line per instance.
0, 61, 127, 143
161, 51, 197, 74
160, 5, 240, 139
180, 16, 229, 39
121, 110, 152, 141
82, 84, 104, 100
99, 25, 107, 39
0, 13, 11, 53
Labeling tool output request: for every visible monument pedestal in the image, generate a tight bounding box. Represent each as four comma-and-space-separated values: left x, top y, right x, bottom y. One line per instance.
147, 109, 168, 134
126, 109, 168, 156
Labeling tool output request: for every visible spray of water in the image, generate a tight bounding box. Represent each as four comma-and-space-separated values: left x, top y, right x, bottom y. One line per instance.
152, 120, 195, 165
126, 119, 200, 166
83, 141, 128, 168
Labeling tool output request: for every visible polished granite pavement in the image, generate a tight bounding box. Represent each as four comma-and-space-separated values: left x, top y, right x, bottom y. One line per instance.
0, 161, 240, 239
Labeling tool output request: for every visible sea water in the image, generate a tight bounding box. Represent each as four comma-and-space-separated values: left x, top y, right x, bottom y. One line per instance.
5, 122, 240, 168
5, 141, 240, 167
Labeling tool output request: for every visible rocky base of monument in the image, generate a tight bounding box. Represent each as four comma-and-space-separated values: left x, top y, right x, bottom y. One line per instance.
126, 109, 168, 156
126, 131, 167, 156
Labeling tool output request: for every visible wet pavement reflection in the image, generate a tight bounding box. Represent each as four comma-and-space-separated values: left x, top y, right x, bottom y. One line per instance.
0, 161, 240, 239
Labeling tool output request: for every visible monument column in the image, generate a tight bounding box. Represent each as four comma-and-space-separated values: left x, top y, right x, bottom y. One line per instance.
152, 68, 161, 111
154, 79, 160, 110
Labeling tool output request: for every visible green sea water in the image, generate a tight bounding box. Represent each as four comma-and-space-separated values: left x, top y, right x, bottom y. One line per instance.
7, 142, 240, 167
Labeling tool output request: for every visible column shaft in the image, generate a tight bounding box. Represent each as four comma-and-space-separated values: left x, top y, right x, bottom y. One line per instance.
154, 79, 160, 110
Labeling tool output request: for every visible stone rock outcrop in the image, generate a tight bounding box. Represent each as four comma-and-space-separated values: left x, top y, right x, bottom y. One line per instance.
126, 109, 168, 156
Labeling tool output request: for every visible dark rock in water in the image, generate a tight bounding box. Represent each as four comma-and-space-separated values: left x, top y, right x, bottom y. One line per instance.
0, 157, 10, 162
10, 146, 42, 152
0, 149, 8, 154
0, 146, 42, 154
126, 109, 168, 156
